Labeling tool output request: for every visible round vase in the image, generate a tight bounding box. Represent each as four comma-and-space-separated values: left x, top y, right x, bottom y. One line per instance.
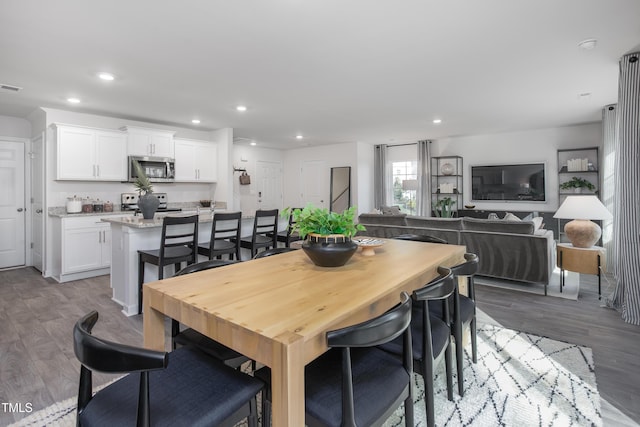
441, 163, 455, 175
138, 194, 160, 219
302, 233, 358, 267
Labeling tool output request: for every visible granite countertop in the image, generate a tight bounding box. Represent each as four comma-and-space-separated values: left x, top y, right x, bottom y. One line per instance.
101, 210, 255, 228
48, 208, 135, 218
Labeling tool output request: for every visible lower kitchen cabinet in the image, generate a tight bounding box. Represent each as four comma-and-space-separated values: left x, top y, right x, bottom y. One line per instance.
51, 215, 117, 283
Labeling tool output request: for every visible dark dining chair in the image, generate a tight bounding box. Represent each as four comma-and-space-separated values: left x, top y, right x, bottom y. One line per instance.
170, 259, 250, 369
256, 292, 414, 427
394, 233, 448, 244
138, 214, 198, 314
73, 311, 263, 427
270, 208, 302, 248
238, 209, 278, 259
429, 252, 479, 396
252, 247, 298, 259
378, 266, 455, 427
197, 211, 242, 261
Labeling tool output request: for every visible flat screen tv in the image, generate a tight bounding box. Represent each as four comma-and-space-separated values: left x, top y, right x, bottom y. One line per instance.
471, 163, 546, 201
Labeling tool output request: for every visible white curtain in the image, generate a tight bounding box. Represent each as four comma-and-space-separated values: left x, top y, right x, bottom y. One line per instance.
416, 140, 431, 216
607, 52, 640, 325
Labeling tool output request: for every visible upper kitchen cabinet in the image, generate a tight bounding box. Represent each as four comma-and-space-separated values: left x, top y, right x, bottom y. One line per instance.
122, 126, 176, 158
55, 124, 127, 181
174, 138, 218, 182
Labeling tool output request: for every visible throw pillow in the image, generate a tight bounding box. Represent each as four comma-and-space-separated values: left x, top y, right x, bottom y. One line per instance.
503, 212, 521, 222
532, 216, 544, 230
523, 213, 533, 221
381, 205, 402, 215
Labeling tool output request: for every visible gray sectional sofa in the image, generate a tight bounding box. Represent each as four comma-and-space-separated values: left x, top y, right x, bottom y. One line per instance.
358, 213, 555, 287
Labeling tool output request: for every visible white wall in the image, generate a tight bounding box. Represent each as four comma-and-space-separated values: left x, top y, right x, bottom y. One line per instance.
282, 142, 359, 210
433, 122, 602, 212
0, 115, 31, 138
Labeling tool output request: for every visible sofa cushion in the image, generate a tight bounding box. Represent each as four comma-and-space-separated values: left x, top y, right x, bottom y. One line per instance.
462, 217, 535, 234
404, 216, 463, 230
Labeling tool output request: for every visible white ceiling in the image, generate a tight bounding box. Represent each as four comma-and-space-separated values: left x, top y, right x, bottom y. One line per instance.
1, 0, 639, 149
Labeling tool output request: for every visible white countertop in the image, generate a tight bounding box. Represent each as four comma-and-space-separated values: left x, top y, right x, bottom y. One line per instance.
100, 211, 256, 228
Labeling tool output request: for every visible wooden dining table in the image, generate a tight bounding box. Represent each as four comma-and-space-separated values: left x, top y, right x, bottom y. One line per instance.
143, 238, 466, 426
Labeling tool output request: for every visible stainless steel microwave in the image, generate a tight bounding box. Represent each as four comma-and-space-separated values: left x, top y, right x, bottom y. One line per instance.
128, 156, 175, 183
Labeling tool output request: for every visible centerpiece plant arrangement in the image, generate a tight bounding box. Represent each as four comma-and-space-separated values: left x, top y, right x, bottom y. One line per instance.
283, 204, 366, 267
132, 160, 159, 219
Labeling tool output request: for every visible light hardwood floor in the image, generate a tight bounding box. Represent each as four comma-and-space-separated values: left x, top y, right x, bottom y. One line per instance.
1, 267, 639, 425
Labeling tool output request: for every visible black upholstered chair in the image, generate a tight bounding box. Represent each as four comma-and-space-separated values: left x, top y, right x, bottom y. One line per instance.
271, 208, 301, 248
429, 253, 479, 396
73, 311, 263, 427
256, 292, 414, 427
395, 233, 448, 244
171, 259, 250, 369
138, 215, 198, 314
238, 209, 278, 259
197, 211, 242, 261
379, 266, 455, 427
252, 247, 298, 259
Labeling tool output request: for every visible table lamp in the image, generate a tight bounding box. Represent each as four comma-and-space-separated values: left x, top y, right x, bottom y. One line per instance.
553, 195, 612, 248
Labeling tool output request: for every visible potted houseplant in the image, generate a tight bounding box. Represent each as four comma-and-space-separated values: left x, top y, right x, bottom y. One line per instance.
559, 176, 596, 193
132, 160, 159, 219
434, 197, 456, 218
283, 204, 366, 267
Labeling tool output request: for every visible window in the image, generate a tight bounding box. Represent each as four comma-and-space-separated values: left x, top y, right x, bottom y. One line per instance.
392, 161, 417, 214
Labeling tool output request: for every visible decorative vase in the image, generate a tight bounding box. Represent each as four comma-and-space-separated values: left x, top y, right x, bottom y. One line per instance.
138, 194, 160, 219
441, 163, 455, 175
302, 233, 358, 267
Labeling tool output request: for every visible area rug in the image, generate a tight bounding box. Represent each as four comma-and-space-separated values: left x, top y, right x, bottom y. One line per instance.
475, 268, 580, 300
383, 324, 600, 426
9, 324, 600, 427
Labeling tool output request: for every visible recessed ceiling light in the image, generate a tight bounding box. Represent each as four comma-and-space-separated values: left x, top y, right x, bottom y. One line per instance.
191, 119, 201, 124
578, 39, 597, 50
67, 97, 81, 104
236, 105, 247, 112
433, 119, 442, 124
296, 135, 304, 140
98, 72, 115, 81
250, 141, 257, 146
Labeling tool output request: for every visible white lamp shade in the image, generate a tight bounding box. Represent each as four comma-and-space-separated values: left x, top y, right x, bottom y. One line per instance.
553, 196, 612, 220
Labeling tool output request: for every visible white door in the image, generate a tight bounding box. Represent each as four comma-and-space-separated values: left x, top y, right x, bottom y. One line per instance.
31, 133, 44, 272
301, 160, 328, 208
256, 160, 282, 210
0, 140, 26, 268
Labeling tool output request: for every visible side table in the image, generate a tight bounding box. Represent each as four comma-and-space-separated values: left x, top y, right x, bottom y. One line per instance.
556, 243, 606, 299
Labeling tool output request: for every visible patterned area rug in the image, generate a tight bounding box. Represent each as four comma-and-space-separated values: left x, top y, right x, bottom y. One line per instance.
383, 324, 600, 426
9, 324, 600, 427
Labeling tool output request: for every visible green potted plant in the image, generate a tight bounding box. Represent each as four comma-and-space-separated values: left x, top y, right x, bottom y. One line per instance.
283, 204, 366, 267
434, 197, 456, 218
559, 176, 596, 193
132, 160, 159, 219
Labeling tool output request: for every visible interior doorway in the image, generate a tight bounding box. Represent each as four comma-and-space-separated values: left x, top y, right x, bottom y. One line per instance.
255, 160, 283, 210
31, 133, 44, 272
0, 139, 26, 269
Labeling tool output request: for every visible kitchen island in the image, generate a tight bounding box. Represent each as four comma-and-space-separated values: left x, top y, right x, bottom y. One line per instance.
102, 213, 286, 316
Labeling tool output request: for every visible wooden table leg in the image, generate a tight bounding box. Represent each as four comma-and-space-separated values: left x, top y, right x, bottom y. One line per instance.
271, 332, 305, 427
143, 289, 166, 351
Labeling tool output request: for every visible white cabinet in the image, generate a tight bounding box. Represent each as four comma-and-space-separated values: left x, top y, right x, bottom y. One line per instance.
174, 138, 218, 182
55, 124, 127, 181
53, 216, 117, 282
122, 126, 175, 158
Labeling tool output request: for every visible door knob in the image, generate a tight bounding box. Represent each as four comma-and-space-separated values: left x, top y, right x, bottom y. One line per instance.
36, 209, 43, 213
17, 208, 24, 212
